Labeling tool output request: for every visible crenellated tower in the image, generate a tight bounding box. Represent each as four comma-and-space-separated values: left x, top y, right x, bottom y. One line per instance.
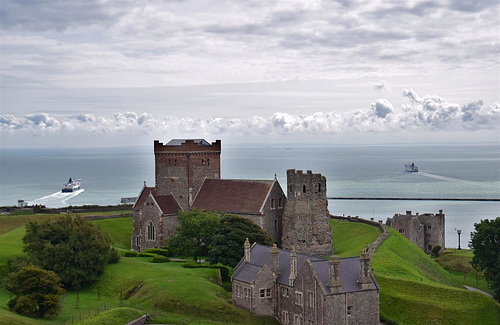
281, 169, 333, 257
154, 139, 221, 211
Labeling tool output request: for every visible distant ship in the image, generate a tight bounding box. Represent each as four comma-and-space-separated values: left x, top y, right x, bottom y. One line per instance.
405, 163, 418, 173
62, 178, 82, 192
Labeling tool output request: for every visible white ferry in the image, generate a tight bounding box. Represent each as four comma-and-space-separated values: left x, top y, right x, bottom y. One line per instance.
405, 163, 418, 173
62, 178, 82, 192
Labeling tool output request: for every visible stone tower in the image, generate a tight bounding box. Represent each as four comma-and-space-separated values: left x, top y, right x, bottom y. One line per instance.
154, 139, 221, 211
281, 169, 333, 257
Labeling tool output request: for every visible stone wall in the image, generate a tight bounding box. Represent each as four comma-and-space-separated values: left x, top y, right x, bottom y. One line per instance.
131, 196, 162, 252
282, 169, 333, 257
258, 181, 287, 245
250, 266, 275, 316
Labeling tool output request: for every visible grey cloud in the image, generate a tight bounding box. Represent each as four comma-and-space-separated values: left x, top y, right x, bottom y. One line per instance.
448, 0, 498, 13
371, 99, 394, 118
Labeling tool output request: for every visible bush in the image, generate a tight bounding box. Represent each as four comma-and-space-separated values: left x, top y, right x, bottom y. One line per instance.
137, 253, 154, 257
152, 255, 171, 263
108, 248, 121, 263
144, 247, 171, 257
124, 251, 138, 257
431, 245, 442, 257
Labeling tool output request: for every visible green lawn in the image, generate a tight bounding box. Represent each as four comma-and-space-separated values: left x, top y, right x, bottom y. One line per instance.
91, 217, 133, 250
330, 219, 381, 257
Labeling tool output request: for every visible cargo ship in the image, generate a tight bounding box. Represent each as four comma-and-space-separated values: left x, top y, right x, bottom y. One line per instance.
62, 178, 82, 192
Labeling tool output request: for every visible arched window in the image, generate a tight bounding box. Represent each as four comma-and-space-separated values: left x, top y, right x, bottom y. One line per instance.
147, 221, 156, 241
207, 158, 210, 166
303, 185, 306, 193
202, 159, 205, 166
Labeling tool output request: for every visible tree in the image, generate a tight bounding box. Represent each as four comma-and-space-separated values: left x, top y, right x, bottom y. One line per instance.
469, 217, 500, 302
3, 266, 64, 318
168, 209, 220, 261
208, 214, 273, 267
23, 216, 113, 290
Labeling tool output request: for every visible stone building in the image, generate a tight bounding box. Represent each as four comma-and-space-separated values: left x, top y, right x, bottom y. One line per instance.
282, 169, 333, 257
131, 138, 286, 251
232, 240, 380, 325
386, 210, 445, 254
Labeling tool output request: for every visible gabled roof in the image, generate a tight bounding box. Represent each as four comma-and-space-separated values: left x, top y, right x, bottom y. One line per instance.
166, 139, 210, 146
191, 179, 275, 214
133, 186, 181, 215
232, 244, 377, 294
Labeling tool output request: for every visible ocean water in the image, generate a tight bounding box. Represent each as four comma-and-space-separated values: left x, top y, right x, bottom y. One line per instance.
1, 144, 499, 248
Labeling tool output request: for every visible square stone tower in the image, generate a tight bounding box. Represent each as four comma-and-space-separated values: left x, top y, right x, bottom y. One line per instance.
281, 169, 334, 257
154, 139, 221, 211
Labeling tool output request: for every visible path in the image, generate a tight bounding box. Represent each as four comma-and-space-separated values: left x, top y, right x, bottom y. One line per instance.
464, 285, 494, 298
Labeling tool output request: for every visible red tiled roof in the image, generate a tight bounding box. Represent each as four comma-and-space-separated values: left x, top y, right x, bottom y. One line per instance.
192, 179, 274, 214
154, 195, 182, 214
133, 186, 155, 210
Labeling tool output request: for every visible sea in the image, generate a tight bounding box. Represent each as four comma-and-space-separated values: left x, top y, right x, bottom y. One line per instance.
1, 143, 499, 248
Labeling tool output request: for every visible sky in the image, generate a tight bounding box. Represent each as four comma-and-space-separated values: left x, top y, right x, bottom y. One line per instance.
1, 0, 499, 148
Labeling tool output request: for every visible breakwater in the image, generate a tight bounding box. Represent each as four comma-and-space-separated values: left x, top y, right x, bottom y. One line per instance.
328, 197, 500, 202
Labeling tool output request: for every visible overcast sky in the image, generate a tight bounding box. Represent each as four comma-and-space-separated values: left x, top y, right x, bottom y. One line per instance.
1, 0, 499, 148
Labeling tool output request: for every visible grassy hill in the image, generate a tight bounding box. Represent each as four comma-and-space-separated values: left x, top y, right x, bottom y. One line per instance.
0, 215, 278, 325
330, 219, 381, 257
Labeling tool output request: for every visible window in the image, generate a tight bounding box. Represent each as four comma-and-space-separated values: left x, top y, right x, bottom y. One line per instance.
303, 185, 306, 193
260, 289, 265, 298
294, 315, 303, 325
202, 159, 205, 166
347, 306, 352, 316
307, 291, 313, 308
167, 159, 171, 166
282, 287, 289, 297
147, 221, 155, 241
271, 199, 275, 209
307, 321, 314, 325
428, 245, 432, 251
295, 291, 303, 306
428, 225, 432, 230
275, 219, 278, 231
399, 229, 405, 234
207, 158, 210, 166
278, 198, 283, 208
136, 236, 140, 247
244, 288, 248, 298
174, 159, 177, 166
318, 183, 321, 192
283, 311, 289, 324
266, 288, 271, 297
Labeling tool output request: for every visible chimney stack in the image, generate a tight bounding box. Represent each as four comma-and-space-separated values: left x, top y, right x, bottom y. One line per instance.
358, 248, 371, 290
327, 255, 342, 294
244, 238, 251, 263
289, 248, 297, 286
270, 244, 280, 275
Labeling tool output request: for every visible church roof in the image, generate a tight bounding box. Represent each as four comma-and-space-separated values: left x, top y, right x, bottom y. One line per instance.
191, 179, 275, 214
232, 244, 378, 294
166, 139, 210, 146
133, 186, 181, 215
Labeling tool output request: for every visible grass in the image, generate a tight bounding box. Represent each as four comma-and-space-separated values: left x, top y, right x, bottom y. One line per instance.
0, 215, 278, 325
372, 227, 500, 324
435, 248, 493, 295
330, 219, 381, 257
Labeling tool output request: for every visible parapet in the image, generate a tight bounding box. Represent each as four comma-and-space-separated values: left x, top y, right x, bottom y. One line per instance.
154, 139, 221, 153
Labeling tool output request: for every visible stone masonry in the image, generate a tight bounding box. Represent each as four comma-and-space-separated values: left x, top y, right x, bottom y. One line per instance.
281, 169, 334, 257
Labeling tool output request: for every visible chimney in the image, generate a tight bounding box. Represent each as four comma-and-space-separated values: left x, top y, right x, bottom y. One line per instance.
358, 248, 371, 290
289, 248, 297, 286
406, 210, 412, 216
270, 244, 280, 275
327, 255, 342, 294
244, 238, 251, 263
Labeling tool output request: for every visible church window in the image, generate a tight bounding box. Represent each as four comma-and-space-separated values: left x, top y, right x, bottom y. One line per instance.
278, 198, 283, 208
271, 199, 275, 209
347, 306, 352, 316
295, 291, 303, 306
147, 221, 156, 241
303, 185, 306, 193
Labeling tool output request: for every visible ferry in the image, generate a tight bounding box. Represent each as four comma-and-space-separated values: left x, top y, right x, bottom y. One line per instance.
405, 163, 418, 173
62, 178, 82, 192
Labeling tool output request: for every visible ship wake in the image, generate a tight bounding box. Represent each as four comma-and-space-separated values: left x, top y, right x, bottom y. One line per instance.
417, 172, 467, 182
29, 189, 85, 207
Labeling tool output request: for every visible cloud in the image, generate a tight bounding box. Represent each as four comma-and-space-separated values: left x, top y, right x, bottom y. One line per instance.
373, 80, 389, 91
2, 90, 498, 138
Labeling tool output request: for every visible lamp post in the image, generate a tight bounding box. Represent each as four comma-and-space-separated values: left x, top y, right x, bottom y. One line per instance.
457, 229, 462, 250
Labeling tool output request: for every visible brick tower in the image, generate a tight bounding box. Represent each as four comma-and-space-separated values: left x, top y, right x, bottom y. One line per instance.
154, 139, 221, 211
281, 169, 333, 257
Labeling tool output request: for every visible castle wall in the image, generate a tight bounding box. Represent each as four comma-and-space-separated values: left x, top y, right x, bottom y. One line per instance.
282, 169, 333, 257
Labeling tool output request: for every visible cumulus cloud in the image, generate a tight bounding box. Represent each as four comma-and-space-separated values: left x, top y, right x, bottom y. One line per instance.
373, 80, 389, 91
2, 90, 498, 138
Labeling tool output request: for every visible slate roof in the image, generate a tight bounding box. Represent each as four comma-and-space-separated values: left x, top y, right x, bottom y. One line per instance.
166, 139, 210, 146
133, 186, 181, 215
232, 244, 377, 294
192, 179, 275, 214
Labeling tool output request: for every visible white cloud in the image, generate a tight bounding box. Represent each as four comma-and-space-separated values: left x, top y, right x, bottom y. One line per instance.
2, 90, 498, 139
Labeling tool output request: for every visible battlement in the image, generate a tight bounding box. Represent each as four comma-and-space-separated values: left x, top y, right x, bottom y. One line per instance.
154, 139, 221, 153
286, 169, 327, 200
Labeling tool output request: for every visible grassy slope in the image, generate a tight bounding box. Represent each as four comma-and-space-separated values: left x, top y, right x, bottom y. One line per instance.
0, 217, 278, 325
372, 227, 500, 324
330, 219, 381, 258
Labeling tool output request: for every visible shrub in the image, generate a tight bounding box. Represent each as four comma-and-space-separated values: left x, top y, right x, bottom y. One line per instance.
108, 248, 121, 263
124, 251, 138, 257
137, 253, 154, 257
152, 255, 171, 263
431, 245, 442, 257
144, 247, 171, 257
